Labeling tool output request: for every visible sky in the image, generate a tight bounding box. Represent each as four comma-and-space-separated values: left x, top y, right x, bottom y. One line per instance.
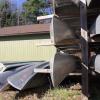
0, 0, 52, 14
13, 0, 52, 14
11, 0, 26, 8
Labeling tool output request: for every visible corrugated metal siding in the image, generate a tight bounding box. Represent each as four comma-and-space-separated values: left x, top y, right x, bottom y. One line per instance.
0, 34, 56, 61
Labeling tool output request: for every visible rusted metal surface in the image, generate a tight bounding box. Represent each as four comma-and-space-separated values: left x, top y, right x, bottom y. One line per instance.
0, 24, 50, 36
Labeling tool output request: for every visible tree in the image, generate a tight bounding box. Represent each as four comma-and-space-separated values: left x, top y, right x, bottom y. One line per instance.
0, 0, 18, 27
22, 0, 52, 24
0, 0, 53, 27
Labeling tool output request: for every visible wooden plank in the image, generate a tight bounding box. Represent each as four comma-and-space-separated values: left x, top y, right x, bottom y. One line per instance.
37, 14, 53, 21
34, 68, 51, 73
68, 73, 82, 76
80, 0, 89, 99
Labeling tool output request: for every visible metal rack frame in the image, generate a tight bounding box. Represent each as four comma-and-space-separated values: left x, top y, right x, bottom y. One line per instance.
80, 0, 89, 99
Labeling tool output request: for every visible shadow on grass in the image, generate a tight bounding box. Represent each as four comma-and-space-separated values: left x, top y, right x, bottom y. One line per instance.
90, 74, 100, 100
14, 76, 82, 100
14, 85, 51, 100
2, 75, 100, 100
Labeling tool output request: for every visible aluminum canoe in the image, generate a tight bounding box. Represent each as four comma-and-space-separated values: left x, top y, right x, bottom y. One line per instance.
7, 62, 49, 90
50, 16, 79, 46
50, 52, 81, 87
0, 64, 32, 91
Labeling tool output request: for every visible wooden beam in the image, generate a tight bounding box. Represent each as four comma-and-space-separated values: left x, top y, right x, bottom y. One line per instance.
37, 15, 54, 21
34, 68, 51, 73
80, 0, 89, 99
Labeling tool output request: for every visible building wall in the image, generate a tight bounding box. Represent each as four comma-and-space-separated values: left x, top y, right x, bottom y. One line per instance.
0, 34, 56, 61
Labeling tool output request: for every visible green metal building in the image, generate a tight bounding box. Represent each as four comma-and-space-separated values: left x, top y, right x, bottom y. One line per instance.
0, 24, 56, 62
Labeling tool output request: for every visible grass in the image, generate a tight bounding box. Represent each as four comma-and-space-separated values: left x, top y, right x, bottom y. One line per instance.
42, 88, 81, 100
0, 76, 82, 100
0, 76, 100, 100
0, 85, 81, 100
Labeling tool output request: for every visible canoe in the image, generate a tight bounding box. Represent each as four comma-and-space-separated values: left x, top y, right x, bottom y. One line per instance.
94, 55, 100, 74
50, 16, 79, 46
90, 15, 100, 42
0, 64, 32, 91
7, 62, 49, 90
0, 61, 44, 72
55, 0, 95, 7
50, 52, 81, 87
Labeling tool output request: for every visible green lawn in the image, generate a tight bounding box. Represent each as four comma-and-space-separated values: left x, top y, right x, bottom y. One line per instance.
42, 88, 81, 100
